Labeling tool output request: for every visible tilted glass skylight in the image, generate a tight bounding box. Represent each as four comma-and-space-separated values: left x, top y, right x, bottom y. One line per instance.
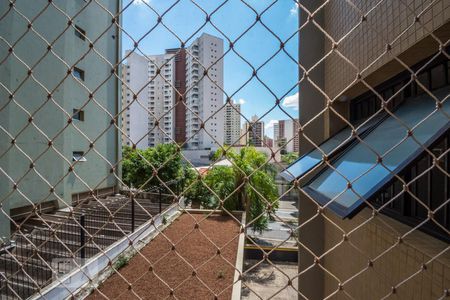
280, 112, 387, 182
303, 88, 450, 217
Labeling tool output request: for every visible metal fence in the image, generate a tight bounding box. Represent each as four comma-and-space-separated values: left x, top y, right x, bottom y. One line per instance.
0, 0, 449, 299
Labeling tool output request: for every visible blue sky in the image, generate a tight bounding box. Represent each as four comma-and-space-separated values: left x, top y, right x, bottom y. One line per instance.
122, 0, 299, 138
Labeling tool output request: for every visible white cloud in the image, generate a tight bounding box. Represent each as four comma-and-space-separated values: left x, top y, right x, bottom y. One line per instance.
132, 0, 150, 5
282, 92, 299, 110
265, 119, 278, 130
235, 98, 246, 105
290, 3, 299, 16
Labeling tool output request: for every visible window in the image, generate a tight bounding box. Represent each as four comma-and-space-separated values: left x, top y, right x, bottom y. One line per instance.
73, 109, 84, 121
416, 71, 430, 95
431, 64, 446, 90
281, 113, 386, 182
371, 131, 450, 240
302, 88, 450, 218
72, 151, 87, 162
73, 67, 85, 81
74, 25, 86, 41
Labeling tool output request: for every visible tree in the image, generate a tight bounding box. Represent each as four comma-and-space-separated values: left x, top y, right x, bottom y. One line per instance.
281, 152, 299, 165
122, 144, 184, 191
186, 147, 279, 232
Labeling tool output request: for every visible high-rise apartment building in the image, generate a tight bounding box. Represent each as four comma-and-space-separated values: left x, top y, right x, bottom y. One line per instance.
185, 33, 224, 149
224, 102, 241, 145
277, 119, 299, 153
166, 48, 187, 145
285, 1, 450, 299
0, 1, 121, 238
123, 33, 224, 150
244, 115, 265, 147
273, 122, 280, 142
123, 51, 176, 149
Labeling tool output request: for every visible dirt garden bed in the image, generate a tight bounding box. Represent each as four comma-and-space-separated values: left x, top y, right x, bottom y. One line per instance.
87, 212, 241, 300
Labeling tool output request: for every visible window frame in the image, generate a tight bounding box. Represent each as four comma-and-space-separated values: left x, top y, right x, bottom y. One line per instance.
72, 151, 87, 162
74, 25, 86, 41
73, 67, 85, 81
72, 109, 84, 121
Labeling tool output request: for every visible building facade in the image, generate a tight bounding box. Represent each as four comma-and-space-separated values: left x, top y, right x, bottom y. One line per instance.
295, 1, 450, 299
123, 33, 224, 150
277, 119, 300, 153
167, 48, 187, 145
185, 33, 224, 149
224, 102, 241, 145
123, 51, 176, 149
244, 115, 265, 147
273, 122, 280, 142
0, 0, 121, 238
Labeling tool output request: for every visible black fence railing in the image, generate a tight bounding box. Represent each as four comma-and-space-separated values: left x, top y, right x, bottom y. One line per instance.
0, 189, 176, 299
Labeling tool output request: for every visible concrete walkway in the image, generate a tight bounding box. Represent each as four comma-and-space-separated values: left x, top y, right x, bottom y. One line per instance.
242, 260, 298, 299
247, 191, 298, 249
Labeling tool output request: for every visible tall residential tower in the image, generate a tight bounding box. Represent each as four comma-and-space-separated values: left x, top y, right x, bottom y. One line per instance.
224, 102, 241, 145
123, 33, 224, 150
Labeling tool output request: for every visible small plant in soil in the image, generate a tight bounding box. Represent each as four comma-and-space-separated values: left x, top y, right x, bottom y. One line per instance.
162, 215, 168, 225
114, 255, 130, 270
217, 270, 225, 279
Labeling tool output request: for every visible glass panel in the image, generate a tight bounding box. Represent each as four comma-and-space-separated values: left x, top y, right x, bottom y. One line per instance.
304, 87, 450, 217
414, 155, 430, 219
431, 139, 446, 225
281, 112, 386, 181
431, 64, 446, 90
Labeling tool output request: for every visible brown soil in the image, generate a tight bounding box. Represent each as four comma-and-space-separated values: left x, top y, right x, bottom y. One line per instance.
87, 213, 241, 300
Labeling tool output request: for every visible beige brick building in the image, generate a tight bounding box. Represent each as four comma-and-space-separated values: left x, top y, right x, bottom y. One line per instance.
293, 1, 450, 299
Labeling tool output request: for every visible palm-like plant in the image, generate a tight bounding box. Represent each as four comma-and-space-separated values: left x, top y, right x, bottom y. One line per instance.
208, 147, 279, 232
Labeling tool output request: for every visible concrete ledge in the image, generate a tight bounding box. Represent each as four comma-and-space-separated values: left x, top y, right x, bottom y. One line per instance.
30, 198, 185, 300
232, 212, 246, 300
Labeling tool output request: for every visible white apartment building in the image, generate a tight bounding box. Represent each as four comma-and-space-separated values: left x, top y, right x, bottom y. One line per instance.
185, 33, 224, 149
123, 33, 224, 150
123, 51, 175, 149
277, 119, 299, 153
224, 102, 241, 145
273, 122, 280, 142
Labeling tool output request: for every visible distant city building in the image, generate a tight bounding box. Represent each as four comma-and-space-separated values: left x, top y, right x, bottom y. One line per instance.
277, 119, 299, 153
244, 115, 265, 147
264, 136, 274, 148
166, 48, 187, 145
273, 122, 280, 142
123, 51, 177, 149
224, 102, 241, 145
239, 127, 247, 146
185, 33, 224, 149
123, 33, 224, 150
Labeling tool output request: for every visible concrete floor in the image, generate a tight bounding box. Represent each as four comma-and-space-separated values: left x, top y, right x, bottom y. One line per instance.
247, 193, 298, 249
241, 260, 299, 300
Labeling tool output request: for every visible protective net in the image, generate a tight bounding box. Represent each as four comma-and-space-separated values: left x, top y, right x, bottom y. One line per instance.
0, 0, 449, 299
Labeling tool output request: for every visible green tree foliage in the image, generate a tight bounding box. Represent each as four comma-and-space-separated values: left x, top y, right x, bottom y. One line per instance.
281, 152, 299, 165
187, 147, 279, 232
122, 144, 184, 191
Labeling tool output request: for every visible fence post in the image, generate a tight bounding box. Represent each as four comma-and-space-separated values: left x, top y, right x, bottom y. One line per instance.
159, 188, 162, 214
80, 214, 86, 259
131, 193, 135, 233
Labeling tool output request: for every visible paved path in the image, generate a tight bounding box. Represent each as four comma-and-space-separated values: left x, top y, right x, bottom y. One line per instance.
247, 192, 298, 249
242, 260, 299, 299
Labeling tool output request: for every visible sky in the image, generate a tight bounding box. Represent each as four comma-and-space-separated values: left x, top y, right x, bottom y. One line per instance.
122, 0, 299, 138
